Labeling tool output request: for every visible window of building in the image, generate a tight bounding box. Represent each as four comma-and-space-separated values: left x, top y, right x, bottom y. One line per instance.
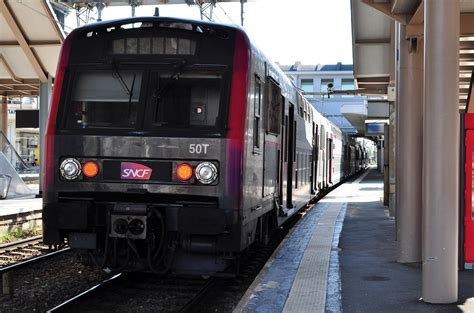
301, 79, 314, 99
341, 78, 355, 97
342, 78, 355, 90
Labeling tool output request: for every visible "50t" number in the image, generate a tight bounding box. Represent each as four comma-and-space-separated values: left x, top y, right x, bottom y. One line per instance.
189, 144, 209, 154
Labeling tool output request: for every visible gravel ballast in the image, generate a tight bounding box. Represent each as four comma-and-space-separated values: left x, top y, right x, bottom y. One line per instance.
0, 251, 111, 312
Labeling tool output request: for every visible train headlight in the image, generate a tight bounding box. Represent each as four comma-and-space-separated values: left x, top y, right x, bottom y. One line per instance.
195, 162, 218, 184
60, 158, 81, 180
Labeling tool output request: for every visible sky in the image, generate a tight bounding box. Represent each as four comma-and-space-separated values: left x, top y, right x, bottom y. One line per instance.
65, 0, 353, 66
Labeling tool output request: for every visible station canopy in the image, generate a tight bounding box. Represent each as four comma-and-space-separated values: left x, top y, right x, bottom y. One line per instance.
56, 0, 244, 7
351, 0, 474, 109
0, 0, 65, 97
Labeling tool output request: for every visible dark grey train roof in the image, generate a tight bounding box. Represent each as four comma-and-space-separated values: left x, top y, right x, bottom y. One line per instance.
69, 16, 245, 34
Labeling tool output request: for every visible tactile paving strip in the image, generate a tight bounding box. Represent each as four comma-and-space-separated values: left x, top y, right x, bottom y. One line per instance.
282, 202, 343, 313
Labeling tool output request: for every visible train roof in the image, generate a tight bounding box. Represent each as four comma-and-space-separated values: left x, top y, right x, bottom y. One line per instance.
68, 16, 247, 38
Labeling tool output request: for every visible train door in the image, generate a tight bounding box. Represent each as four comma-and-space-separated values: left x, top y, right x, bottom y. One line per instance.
262, 77, 281, 198
279, 97, 287, 207
324, 135, 329, 186
320, 125, 326, 189
311, 123, 318, 194
286, 103, 295, 208
328, 137, 333, 184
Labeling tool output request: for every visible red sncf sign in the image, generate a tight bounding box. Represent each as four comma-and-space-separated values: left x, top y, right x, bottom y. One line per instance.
120, 162, 153, 180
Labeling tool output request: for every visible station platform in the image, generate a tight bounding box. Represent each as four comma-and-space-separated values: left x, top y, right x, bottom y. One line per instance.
235, 169, 474, 313
0, 181, 40, 217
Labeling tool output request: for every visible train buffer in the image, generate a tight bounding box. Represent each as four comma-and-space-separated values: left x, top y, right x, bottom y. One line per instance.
234, 169, 474, 313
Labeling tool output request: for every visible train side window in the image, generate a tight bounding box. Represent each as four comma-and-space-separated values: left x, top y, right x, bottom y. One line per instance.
253, 75, 262, 151
304, 154, 309, 184
266, 77, 281, 135
320, 125, 326, 150
295, 152, 299, 189
284, 115, 289, 162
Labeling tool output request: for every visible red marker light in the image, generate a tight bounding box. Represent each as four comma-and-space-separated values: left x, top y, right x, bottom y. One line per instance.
176, 163, 193, 181
82, 161, 99, 178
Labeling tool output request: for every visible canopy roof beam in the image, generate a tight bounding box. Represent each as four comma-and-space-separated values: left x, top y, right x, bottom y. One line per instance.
0, 0, 47, 82
362, 0, 410, 24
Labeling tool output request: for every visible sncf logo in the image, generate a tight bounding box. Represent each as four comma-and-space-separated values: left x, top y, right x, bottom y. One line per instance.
120, 162, 153, 180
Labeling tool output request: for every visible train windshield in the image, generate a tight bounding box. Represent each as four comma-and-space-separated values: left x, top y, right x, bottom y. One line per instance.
62, 68, 228, 135
67, 70, 142, 129
150, 72, 222, 129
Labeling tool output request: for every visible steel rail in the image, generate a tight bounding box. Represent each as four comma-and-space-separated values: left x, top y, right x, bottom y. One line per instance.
0, 247, 71, 275
0, 235, 43, 253
46, 273, 123, 313
179, 277, 217, 313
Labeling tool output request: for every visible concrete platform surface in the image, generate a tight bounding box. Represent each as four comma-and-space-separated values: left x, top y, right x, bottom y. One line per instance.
0, 196, 41, 217
340, 170, 474, 313
235, 169, 474, 313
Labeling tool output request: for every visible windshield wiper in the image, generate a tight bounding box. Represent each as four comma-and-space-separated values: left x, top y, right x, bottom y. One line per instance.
154, 60, 188, 125
112, 63, 137, 120
127, 74, 136, 118
155, 59, 187, 100
113, 63, 132, 96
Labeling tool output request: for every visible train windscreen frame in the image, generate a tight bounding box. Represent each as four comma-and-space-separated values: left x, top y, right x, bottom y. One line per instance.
57, 24, 235, 138
59, 66, 230, 137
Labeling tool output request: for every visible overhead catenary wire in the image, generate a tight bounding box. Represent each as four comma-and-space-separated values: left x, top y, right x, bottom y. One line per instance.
13, 0, 75, 32
216, 3, 236, 25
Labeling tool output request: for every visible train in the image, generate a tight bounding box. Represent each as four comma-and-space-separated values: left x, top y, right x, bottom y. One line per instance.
42, 17, 368, 276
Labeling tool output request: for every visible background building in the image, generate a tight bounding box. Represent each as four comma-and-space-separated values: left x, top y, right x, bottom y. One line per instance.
280, 62, 367, 135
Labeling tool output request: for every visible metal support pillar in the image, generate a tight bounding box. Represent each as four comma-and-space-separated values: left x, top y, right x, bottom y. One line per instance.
97, 0, 104, 21
389, 103, 396, 214
0, 96, 6, 136
39, 74, 52, 194
388, 21, 397, 218
240, 0, 244, 26
422, 0, 459, 303
383, 124, 389, 206
377, 140, 382, 172
131, 0, 137, 17
396, 25, 423, 263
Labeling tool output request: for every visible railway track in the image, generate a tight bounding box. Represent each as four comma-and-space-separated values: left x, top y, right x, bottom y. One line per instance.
0, 235, 70, 271
47, 273, 217, 313
45, 172, 367, 313
45, 206, 311, 313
